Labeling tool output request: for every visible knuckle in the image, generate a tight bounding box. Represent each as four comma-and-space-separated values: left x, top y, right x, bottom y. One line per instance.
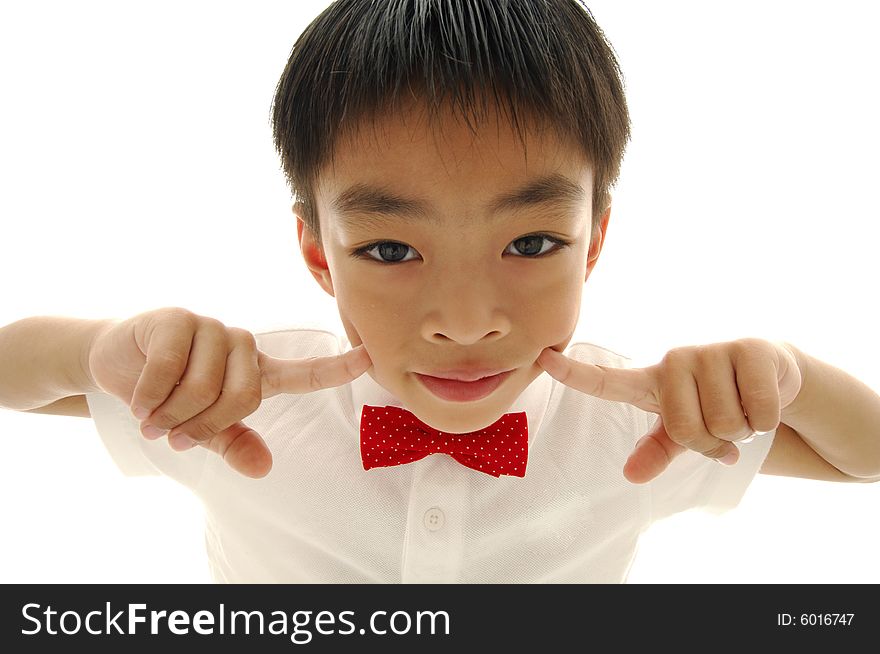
138, 386, 167, 405
187, 380, 221, 407
693, 344, 713, 361
157, 306, 195, 325
741, 386, 776, 407
742, 403, 778, 427
664, 415, 701, 444
662, 347, 694, 369
704, 442, 730, 459
705, 415, 746, 439
188, 418, 223, 441
259, 363, 278, 398
592, 365, 611, 397
230, 327, 257, 348
744, 411, 778, 433
735, 337, 767, 352
225, 387, 260, 415
153, 349, 189, 372
150, 408, 181, 429
239, 382, 263, 413
200, 316, 226, 334
308, 365, 323, 391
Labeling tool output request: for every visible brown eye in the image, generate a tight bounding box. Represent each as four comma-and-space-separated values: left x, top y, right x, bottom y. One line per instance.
374, 242, 410, 262
512, 235, 545, 256
352, 241, 417, 263
351, 233, 571, 264
505, 234, 569, 258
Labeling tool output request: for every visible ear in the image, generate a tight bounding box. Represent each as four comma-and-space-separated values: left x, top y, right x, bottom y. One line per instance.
584, 204, 611, 283
294, 202, 335, 297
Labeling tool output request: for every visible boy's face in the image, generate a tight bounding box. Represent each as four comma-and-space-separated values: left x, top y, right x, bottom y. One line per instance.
297, 99, 609, 433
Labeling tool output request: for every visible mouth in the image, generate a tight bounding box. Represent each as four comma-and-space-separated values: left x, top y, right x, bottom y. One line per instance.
414, 370, 514, 402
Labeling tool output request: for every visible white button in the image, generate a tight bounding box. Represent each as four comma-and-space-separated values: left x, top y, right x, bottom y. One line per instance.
423, 507, 445, 531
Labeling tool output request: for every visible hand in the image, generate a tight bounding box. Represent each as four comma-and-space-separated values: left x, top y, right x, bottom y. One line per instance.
88, 307, 372, 479
536, 338, 802, 484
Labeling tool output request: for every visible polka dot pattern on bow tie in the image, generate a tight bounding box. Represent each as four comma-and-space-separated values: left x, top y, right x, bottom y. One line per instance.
360, 405, 528, 477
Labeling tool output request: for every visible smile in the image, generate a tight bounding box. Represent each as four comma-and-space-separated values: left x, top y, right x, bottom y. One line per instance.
414, 370, 514, 402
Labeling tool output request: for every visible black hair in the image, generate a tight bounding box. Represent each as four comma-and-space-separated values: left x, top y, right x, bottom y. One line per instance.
272, 0, 630, 248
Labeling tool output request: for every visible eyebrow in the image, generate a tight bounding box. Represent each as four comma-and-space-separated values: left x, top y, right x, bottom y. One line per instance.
332, 173, 586, 231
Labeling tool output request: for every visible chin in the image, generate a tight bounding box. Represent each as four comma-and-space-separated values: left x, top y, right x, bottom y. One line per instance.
372, 365, 539, 433
408, 378, 525, 434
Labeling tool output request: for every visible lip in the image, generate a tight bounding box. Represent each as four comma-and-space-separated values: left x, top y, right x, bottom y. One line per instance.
421, 368, 511, 382
415, 370, 514, 402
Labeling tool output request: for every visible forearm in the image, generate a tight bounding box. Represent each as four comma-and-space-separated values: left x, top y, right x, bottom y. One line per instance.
0, 316, 110, 411
781, 342, 880, 479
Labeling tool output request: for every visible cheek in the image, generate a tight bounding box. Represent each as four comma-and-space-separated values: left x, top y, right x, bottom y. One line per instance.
335, 287, 409, 361
330, 262, 381, 319
330, 257, 415, 332
515, 273, 583, 342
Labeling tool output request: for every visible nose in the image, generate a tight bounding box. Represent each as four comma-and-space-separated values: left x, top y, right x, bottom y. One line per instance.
427, 321, 508, 345
420, 268, 512, 345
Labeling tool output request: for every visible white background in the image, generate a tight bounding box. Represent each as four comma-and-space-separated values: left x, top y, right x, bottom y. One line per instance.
0, 1, 877, 583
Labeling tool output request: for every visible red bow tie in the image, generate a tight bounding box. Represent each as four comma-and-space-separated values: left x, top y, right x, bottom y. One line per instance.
360, 405, 529, 477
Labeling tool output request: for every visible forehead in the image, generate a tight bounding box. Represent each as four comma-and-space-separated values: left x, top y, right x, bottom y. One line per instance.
315, 98, 593, 226
326, 97, 588, 176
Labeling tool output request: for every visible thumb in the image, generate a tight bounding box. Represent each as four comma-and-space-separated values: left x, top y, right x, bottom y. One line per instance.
199, 420, 274, 479
622, 415, 687, 484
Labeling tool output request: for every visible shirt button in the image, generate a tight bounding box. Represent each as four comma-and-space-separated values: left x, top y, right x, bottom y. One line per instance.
423, 507, 445, 531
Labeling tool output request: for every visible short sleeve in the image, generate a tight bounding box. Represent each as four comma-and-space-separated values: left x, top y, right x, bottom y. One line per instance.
84, 326, 340, 489
640, 410, 777, 521
86, 391, 209, 489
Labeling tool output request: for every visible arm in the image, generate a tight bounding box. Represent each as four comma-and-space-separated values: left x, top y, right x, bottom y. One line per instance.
0, 316, 111, 412
767, 343, 880, 481
537, 339, 880, 484
22, 394, 90, 417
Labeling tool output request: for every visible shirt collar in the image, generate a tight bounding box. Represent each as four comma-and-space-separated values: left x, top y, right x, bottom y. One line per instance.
342, 337, 553, 446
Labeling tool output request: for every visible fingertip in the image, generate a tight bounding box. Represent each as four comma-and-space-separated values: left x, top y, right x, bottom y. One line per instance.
242, 450, 273, 479
168, 432, 197, 451
132, 405, 151, 420
718, 447, 739, 466
350, 345, 373, 374
355, 344, 372, 363
623, 435, 669, 483
536, 347, 565, 376
227, 430, 273, 478
622, 459, 650, 484
252, 457, 273, 478
623, 448, 659, 484
537, 346, 559, 360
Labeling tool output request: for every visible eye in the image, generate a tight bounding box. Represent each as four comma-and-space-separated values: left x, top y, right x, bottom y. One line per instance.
505, 233, 571, 258
349, 232, 572, 264
350, 241, 419, 264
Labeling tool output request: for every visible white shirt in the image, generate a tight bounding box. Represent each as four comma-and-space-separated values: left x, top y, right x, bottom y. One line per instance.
86, 327, 775, 583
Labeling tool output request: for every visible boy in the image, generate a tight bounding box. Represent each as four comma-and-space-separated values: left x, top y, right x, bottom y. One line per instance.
2, 0, 879, 583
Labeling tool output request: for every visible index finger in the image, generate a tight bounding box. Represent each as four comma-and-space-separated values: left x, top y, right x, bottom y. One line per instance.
259, 344, 372, 398
537, 347, 658, 412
